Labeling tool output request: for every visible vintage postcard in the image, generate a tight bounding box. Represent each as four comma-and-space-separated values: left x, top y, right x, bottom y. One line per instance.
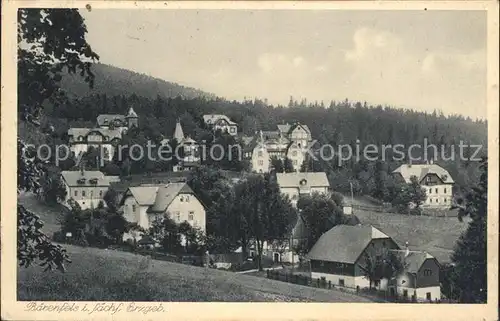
1, 0, 499, 320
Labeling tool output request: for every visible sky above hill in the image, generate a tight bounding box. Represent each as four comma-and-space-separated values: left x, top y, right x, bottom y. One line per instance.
80, 9, 487, 119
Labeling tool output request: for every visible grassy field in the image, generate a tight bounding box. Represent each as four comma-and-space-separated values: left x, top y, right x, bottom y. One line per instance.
17, 244, 373, 302
18, 192, 68, 237
350, 196, 469, 264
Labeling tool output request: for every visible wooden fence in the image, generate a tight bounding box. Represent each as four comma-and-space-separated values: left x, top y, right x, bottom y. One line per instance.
353, 204, 459, 217
266, 269, 449, 303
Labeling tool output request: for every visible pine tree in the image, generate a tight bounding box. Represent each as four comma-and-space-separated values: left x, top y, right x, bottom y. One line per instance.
450, 158, 487, 303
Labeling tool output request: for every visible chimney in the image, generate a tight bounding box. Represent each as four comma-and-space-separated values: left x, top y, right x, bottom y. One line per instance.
80, 162, 85, 176
405, 242, 410, 257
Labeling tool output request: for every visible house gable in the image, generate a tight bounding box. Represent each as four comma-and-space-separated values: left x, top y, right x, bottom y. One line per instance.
354, 238, 400, 277
420, 173, 446, 185
415, 258, 440, 288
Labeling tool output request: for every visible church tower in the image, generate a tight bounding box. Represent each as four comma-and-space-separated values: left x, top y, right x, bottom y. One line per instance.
173, 119, 185, 142
125, 107, 138, 128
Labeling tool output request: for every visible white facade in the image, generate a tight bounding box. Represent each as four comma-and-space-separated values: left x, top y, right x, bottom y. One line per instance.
251, 144, 270, 173
394, 285, 442, 301
286, 143, 304, 172
280, 185, 329, 207
69, 143, 115, 161
310, 272, 378, 289
254, 240, 300, 264
122, 193, 206, 232
246, 123, 312, 173
421, 184, 453, 208
288, 125, 310, 149
393, 163, 454, 209
61, 171, 110, 210
203, 114, 238, 136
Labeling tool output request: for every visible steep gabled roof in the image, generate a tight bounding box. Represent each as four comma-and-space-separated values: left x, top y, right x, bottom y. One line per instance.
96, 114, 126, 127
61, 170, 110, 187
277, 124, 292, 134
241, 136, 254, 146
243, 136, 265, 153
126, 107, 138, 118
203, 114, 236, 125
262, 130, 281, 140
390, 249, 438, 274
110, 172, 189, 193
67, 127, 122, 140
173, 121, 185, 141
148, 182, 195, 213
127, 186, 159, 206
276, 172, 330, 188
288, 123, 311, 136
393, 164, 454, 184
306, 225, 391, 264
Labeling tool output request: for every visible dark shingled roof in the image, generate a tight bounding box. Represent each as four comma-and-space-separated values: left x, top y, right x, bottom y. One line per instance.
390, 249, 439, 274
110, 172, 189, 193
306, 225, 391, 264
61, 170, 110, 187
96, 114, 126, 127
392, 164, 454, 184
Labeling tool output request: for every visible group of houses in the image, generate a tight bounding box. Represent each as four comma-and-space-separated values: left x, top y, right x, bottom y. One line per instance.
242, 122, 312, 173
61, 112, 455, 301
307, 224, 441, 301
67, 107, 139, 161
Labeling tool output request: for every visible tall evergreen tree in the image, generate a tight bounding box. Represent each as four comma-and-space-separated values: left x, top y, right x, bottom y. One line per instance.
450, 158, 487, 303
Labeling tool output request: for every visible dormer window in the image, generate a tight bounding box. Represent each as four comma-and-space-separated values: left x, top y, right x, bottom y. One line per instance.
300, 179, 307, 186
78, 136, 84, 141
104, 119, 109, 124
77, 178, 86, 184
89, 178, 98, 185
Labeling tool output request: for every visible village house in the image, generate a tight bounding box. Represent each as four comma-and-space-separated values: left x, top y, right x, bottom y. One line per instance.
389, 248, 442, 301
171, 120, 200, 172
306, 224, 441, 301
242, 122, 312, 173
203, 114, 238, 136
61, 169, 111, 209
276, 172, 331, 207
249, 172, 331, 263
67, 107, 138, 161
392, 161, 454, 209
120, 182, 206, 241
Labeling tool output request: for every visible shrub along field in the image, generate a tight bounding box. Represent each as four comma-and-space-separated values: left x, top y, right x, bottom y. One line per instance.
18, 244, 374, 302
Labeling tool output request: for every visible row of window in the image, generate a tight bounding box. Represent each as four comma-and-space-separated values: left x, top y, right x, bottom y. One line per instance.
74, 190, 104, 197
426, 187, 448, 194
76, 135, 117, 142
428, 198, 448, 204
173, 211, 195, 221
130, 206, 195, 222
258, 150, 299, 157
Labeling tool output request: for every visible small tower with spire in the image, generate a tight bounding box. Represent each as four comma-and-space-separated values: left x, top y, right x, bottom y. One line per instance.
125, 106, 138, 128
173, 119, 185, 143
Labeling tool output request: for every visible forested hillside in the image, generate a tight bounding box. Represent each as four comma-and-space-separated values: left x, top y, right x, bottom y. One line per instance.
21, 63, 487, 198
59, 63, 214, 100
